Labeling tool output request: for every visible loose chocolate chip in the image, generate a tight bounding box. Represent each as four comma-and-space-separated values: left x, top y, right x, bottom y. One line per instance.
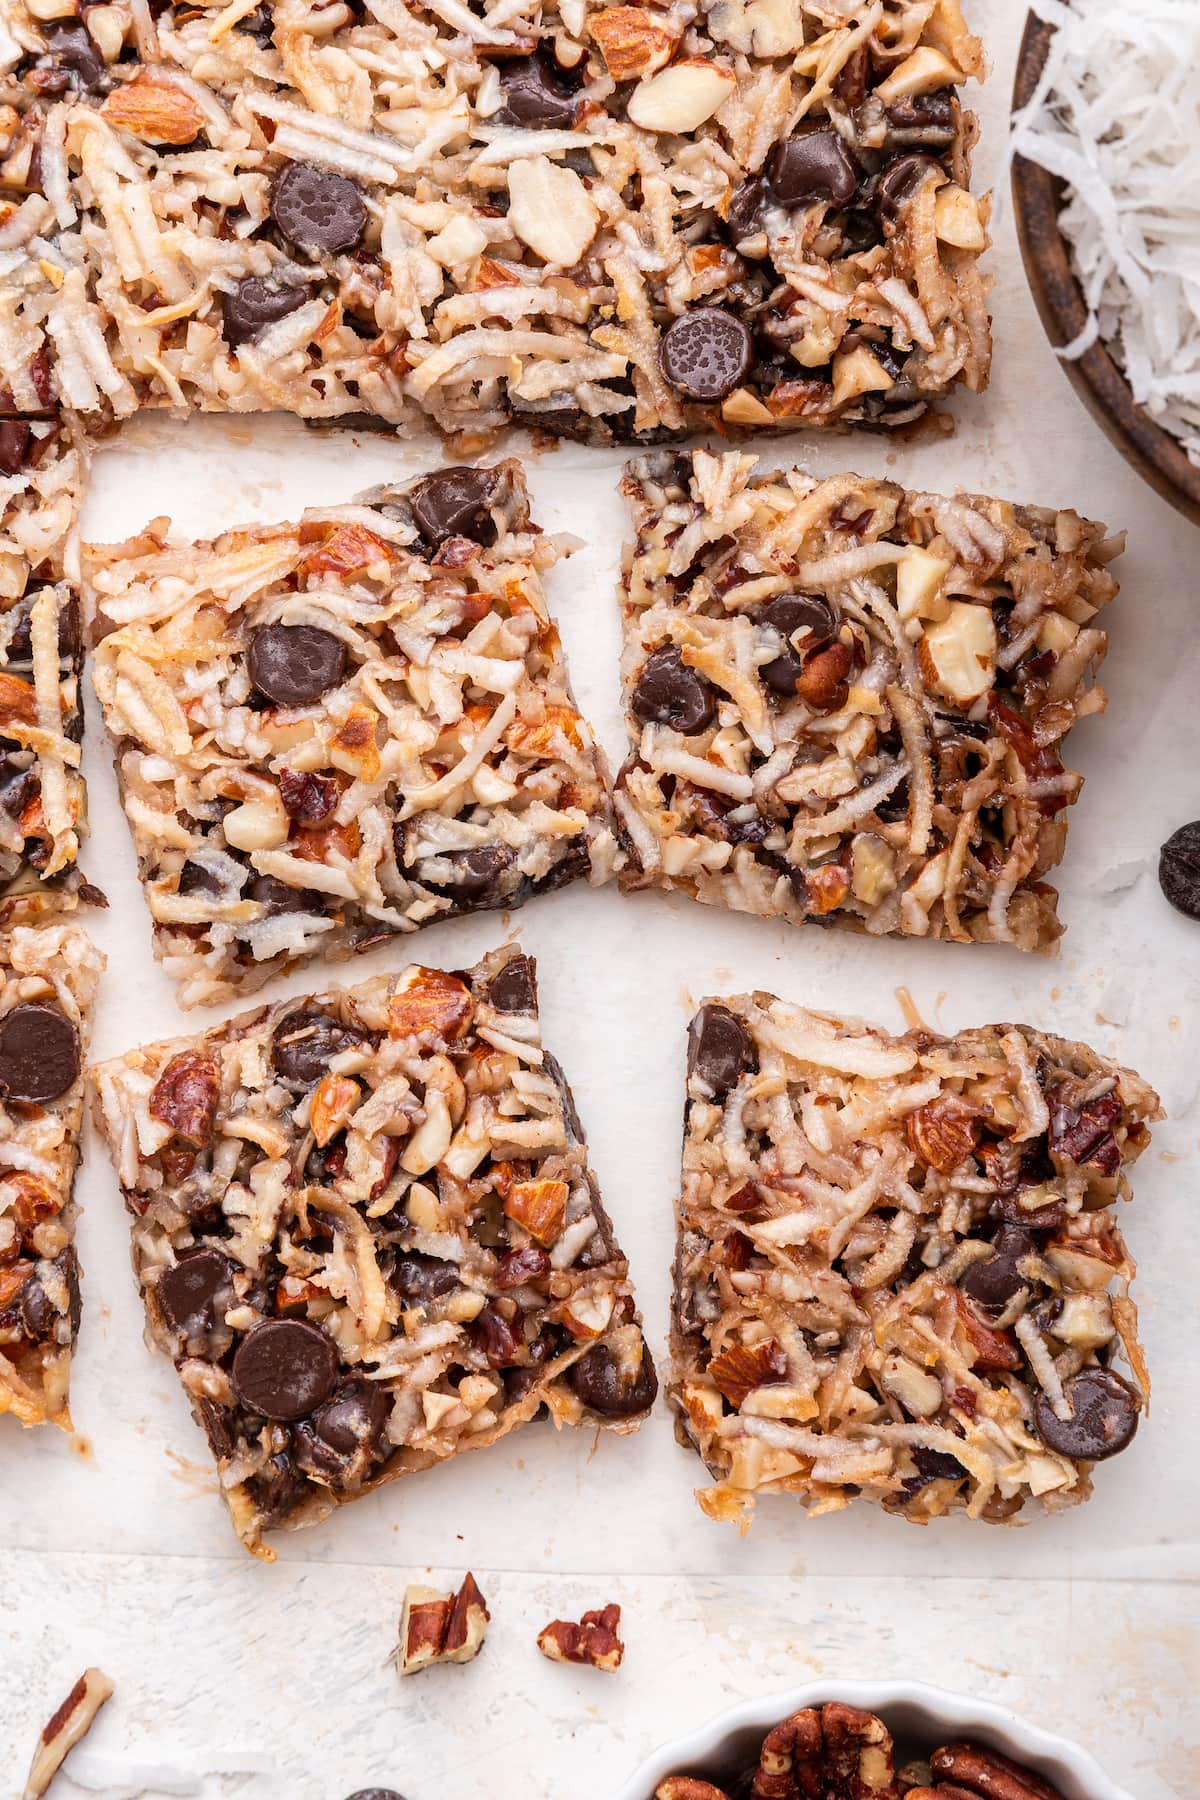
246, 623, 347, 707
155, 1249, 235, 1339
1033, 1367, 1139, 1462
959, 1227, 1036, 1310
391, 1253, 461, 1306
499, 50, 578, 128
0, 1002, 79, 1103
569, 1341, 658, 1418
726, 176, 768, 241
768, 126, 857, 208
221, 277, 308, 350
0, 422, 32, 476
659, 308, 753, 403
1159, 821, 1200, 920
408, 466, 498, 548
345, 1791, 408, 1799
271, 1008, 368, 1086
44, 21, 104, 92
757, 593, 837, 695
487, 952, 537, 1014
232, 1318, 339, 1422
872, 153, 945, 226
270, 161, 367, 256
177, 859, 224, 898
247, 873, 324, 918
631, 645, 717, 734
688, 1003, 754, 1099
312, 1379, 389, 1454
429, 844, 515, 902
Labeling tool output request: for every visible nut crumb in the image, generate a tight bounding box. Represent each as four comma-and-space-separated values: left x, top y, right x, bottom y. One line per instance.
24, 1667, 114, 1800
536, 1603, 624, 1671
397, 1573, 489, 1676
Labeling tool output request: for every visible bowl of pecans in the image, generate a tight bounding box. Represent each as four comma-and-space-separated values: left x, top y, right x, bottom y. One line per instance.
617, 1681, 1133, 1800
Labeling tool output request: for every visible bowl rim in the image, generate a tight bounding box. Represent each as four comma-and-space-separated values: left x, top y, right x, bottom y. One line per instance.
614, 1677, 1135, 1800
1010, 9, 1200, 527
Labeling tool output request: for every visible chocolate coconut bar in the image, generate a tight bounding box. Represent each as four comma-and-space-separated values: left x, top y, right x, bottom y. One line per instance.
672, 990, 1159, 1526
90, 944, 656, 1559
616, 451, 1119, 953
1, 0, 989, 441
86, 461, 620, 1008
0, 923, 102, 1430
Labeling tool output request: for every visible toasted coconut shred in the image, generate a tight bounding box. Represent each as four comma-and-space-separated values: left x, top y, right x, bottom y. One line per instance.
90, 944, 656, 1560
85, 461, 620, 1007
672, 991, 1161, 1528
1012, 0, 1200, 464
616, 450, 1120, 955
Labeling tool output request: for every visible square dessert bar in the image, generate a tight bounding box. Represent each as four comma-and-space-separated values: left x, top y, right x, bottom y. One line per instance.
86, 460, 620, 1008
0, 418, 98, 921
672, 991, 1159, 1527
90, 944, 657, 1559
616, 451, 1120, 953
0, 924, 103, 1429
2, 0, 988, 441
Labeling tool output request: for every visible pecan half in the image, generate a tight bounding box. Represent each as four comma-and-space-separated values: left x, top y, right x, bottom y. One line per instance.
750, 1703, 897, 1799
536, 1602, 624, 1672
925, 1742, 1065, 1800
655, 1783, 730, 1800
397, 1572, 489, 1676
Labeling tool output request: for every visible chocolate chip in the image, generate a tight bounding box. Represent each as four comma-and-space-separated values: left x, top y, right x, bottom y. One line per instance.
391, 1253, 461, 1306
252, 1448, 306, 1522
569, 1340, 657, 1418
1033, 1367, 1139, 1462
311, 1379, 389, 1454
43, 21, 104, 92
344, 1791, 409, 1799
177, 859, 224, 898
959, 1227, 1036, 1310
487, 953, 536, 1014
659, 308, 753, 402
270, 161, 367, 256
0, 758, 36, 820
631, 645, 717, 734
757, 593, 838, 695
221, 277, 308, 349
886, 87, 956, 148
18, 1273, 52, 1338
231, 1318, 339, 1422
4, 590, 77, 666
428, 844, 515, 902
272, 1009, 368, 1086
408, 466, 498, 548
0, 422, 32, 476
0, 1002, 79, 1103
247, 873, 324, 918
687, 1003, 754, 1099
872, 154, 945, 226
247, 623, 347, 707
911, 1445, 967, 1484
1159, 821, 1200, 920
768, 126, 857, 208
726, 176, 768, 241
156, 1249, 235, 1340
499, 50, 578, 127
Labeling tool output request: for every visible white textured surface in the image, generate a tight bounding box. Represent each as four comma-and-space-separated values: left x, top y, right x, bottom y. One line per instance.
2, 7, 1198, 1796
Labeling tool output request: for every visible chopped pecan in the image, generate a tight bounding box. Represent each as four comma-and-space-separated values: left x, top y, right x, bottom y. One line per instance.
536, 1602, 624, 1672
708, 1338, 787, 1407
907, 1095, 979, 1173
309, 1072, 359, 1147
0, 671, 35, 724
1047, 1086, 1122, 1175
954, 1292, 1022, 1372
296, 519, 395, 579
503, 1176, 567, 1247
278, 768, 338, 825
398, 1572, 489, 1675
24, 1667, 114, 1800
388, 966, 474, 1042
148, 1051, 220, 1148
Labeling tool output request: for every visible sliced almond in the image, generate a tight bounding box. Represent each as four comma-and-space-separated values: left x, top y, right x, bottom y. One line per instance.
896, 547, 951, 623
627, 59, 736, 134
745, 0, 806, 56
875, 46, 965, 104
831, 343, 893, 409
918, 601, 997, 705
721, 386, 774, 426
507, 156, 598, 267
933, 182, 987, 251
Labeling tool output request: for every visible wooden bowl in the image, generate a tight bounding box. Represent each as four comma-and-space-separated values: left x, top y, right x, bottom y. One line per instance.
1011, 11, 1200, 526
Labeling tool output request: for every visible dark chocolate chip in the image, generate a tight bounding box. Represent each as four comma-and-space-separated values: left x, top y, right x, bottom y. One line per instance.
231, 1317, 339, 1422
0, 1002, 80, 1103
499, 50, 578, 128
155, 1248, 235, 1339
271, 1008, 368, 1086
487, 952, 537, 1015
177, 859, 224, 898
0, 422, 32, 476
886, 87, 956, 148
391, 1253, 461, 1306
768, 126, 857, 208
872, 153, 945, 226
912, 1444, 967, 1483
1033, 1367, 1139, 1462
726, 176, 767, 241
246, 623, 347, 707
959, 1227, 1036, 1310
0, 758, 37, 820
630, 645, 717, 734
659, 308, 753, 402
221, 278, 308, 350
4, 591, 78, 666
569, 1340, 657, 1418
270, 161, 367, 256
252, 1449, 306, 1522
344, 1791, 409, 1799
311, 1378, 389, 1454
687, 1003, 754, 1099
57, 1245, 81, 1337
247, 873, 324, 918
408, 466, 498, 548
43, 21, 104, 92
757, 593, 838, 695
18, 1273, 52, 1338
428, 844, 515, 902
1159, 821, 1200, 920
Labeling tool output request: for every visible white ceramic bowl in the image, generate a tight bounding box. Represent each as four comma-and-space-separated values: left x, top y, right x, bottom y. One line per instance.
616, 1679, 1133, 1800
